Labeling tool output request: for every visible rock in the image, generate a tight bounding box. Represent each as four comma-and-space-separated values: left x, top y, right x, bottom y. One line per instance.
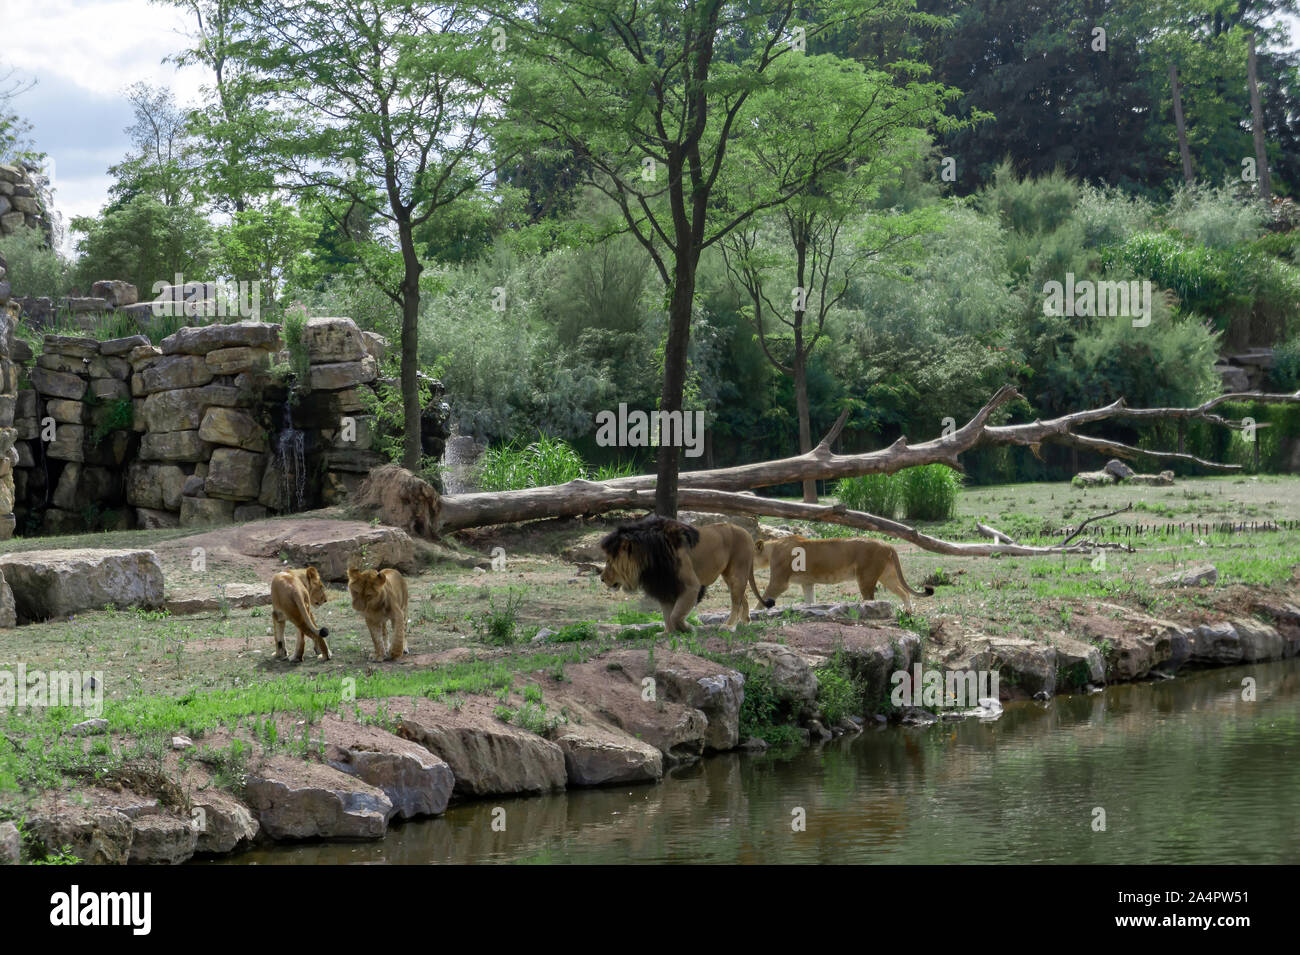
88, 377, 130, 401
395, 698, 566, 797
361, 331, 388, 362
98, 334, 151, 357
0, 549, 164, 622
164, 582, 270, 615
135, 507, 180, 529
1052, 633, 1107, 686
640, 653, 744, 751
1188, 622, 1242, 667
68, 718, 109, 736
25, 807, 133, 864
1103, 459, 1135, 479
199, 408, 267, 453
205, 346, 271, 375
140, 429, 208, 463
90, 280, 138, 307
192, 789, 260, 854
232, 521, 415, 581
1233, 618, 1283, 662
553, 706, 664, 786
142, 384, 242, 432
129, 814, 197, 865
52, 464, 118, 511
160, 321, 280, 356
1126, 471, 1175, 486
126, 463, 187, 511
738, 642, 820, 708
1155, 564, 1217, 588
309, 356, 378, 391
29, 366, 87, 400
0, 820, 19, 864
0, 569, 15, 628
233, 503, 269, 523
244, 757, 395, 840
180, 496, 235, 527
42, 334, 98, 358
322, 717, 455, 819
44, 423, 86, 461
304, 317, 368, 363
1215, 363, 1251, 392
139, 355, 214, 393
1071, 470, 1115, 488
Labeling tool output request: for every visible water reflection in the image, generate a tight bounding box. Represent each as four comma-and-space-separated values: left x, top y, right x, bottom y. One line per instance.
208, 660, 1300, 864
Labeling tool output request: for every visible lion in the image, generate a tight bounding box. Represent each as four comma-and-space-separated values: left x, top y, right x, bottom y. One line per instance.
347, 567, 409, 661
599, 515, 773, 633
753, 536, 934, 612
271, 566, 331, 662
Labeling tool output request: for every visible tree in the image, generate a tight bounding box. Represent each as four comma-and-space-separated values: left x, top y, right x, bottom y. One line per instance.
234, 0, 504, 469
71, 195, 213, 293
495, 0, 950, 516
110, 83, 199, 208
718, 61, 952, 501
0, 66, 39, 164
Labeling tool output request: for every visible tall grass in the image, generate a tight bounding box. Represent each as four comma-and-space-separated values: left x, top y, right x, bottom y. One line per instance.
834, 464, 960, 521
477, 434, 588, 490
834, 473, 901, 517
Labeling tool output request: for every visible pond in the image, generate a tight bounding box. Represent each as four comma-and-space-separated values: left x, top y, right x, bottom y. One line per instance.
211, 659, 1300, 864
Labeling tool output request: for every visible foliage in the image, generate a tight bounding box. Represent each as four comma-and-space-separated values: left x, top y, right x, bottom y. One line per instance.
0, 227, 73, 299
899, 464, 961, 521
835, 473, 901, 517
477, 435, 588, 492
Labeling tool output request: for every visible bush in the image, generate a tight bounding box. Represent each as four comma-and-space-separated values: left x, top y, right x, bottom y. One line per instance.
0, 227, 73, 298
477, 434, 588, 491
835, 473, 900, 517
1269, 338, 1300, 392
899, 464, 960, 521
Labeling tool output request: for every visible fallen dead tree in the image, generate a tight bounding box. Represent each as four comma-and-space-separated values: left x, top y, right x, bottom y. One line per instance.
436, 385, 1300, 534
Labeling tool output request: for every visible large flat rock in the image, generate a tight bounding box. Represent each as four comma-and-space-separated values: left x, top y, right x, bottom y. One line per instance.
244, 756, 394, 840
395, 698, 567, 797
0, 548, 164, 622
230, 519, 415, 581
321, 717, 455, 819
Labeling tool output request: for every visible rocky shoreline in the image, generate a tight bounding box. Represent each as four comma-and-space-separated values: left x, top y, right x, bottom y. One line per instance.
5, 593, 1299, 865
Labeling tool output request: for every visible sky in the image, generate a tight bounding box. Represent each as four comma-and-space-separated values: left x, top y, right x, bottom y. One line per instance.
1, 0, 1297, 246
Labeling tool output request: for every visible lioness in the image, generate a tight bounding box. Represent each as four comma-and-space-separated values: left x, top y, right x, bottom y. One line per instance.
600, 515, 773, 633
347, 567, 409, 661
271, 566, 331, 662
753, 536, 934, 611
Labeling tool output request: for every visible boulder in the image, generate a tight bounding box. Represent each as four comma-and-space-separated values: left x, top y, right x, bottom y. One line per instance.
164, 582, 270, 615
24, 807, 133, 864
304, 317, 367, 363
395, 698, 566, 797
199, 407, 267, 452
160, 321, 280, 356
1188, 622, 1242, 666
738, 642, 820, 707
1126, 471, 1175, 487
616, 650, 745, 751
139, 355, 214, 393
554, 705, 664, 786
135, 507, 180, 529
0, 820, 19, 864
125, 463, 188, 511
52, 464, 118, 511
0, 548, 164, 622
322, 717, 455, 819
29, 366, 87, 400
191, 790, 260, 854
232, 521, 415, 582
244, 756, 395, 840
777, 622, 922, 703
128, 814, 198, 865
205, 448, 267, 499
180, 496, 235, 527
205, 346, 272, 375
0, 569, 15, 628
1071, 470, 1115, 488
99, 334, 150, 357
140, 429, 208, 463
1103, 459, 1135, 480
44, 423, 86, 462
309, 356, 378, 391
1155, 564, 1218, 588
1233, 617, 1284, 662
142, 384, 241, 432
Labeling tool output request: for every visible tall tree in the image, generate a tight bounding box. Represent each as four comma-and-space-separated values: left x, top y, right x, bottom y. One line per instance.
495, 0, 948, 515
234, 0, 503, 469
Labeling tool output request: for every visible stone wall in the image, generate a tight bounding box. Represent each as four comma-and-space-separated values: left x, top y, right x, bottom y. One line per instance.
0, 163, 51, 243
7, 316, 447, 535
0, 249, 17, 539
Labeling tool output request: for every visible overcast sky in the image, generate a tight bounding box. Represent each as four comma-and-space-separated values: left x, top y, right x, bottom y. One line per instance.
2, 0, 1297, 239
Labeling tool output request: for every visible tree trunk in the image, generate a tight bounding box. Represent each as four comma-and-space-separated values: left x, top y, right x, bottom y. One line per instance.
1248, 33, 1272, 202
655, 253, 695, 518
1170, 64, 1194, 185
397, 218, 424, 470
792, 235, 816, 503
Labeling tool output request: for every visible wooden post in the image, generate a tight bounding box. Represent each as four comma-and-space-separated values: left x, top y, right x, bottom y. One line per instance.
1170, 64, 1194, 185
1248, 33, 1272, 202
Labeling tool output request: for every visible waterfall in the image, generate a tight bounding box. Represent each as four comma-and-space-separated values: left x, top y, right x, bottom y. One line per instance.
274, 397, 306, 512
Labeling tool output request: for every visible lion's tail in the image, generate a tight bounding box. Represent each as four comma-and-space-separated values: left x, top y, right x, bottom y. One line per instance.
280, 575, 329, 638
892, 550, 934, 598
749, 568, 775, 609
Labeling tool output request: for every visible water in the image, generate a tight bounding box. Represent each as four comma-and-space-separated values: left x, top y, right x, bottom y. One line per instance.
212, 659, 1300, 864
273, 397, 306, 512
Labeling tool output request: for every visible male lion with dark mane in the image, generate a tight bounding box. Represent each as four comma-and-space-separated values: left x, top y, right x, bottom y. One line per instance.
599, 515, 773, 633
271, 566, 331, 662
753, 536, 934, 611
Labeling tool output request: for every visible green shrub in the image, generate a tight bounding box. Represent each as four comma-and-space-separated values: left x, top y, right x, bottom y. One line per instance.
834, 473, 900, 517
0, 227, 73, 298
1269, 338, 1300, 392
814, 657, 860, 727
899, 464, 960, 521
477, 590, 524, 646
477, 434, 587, 491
